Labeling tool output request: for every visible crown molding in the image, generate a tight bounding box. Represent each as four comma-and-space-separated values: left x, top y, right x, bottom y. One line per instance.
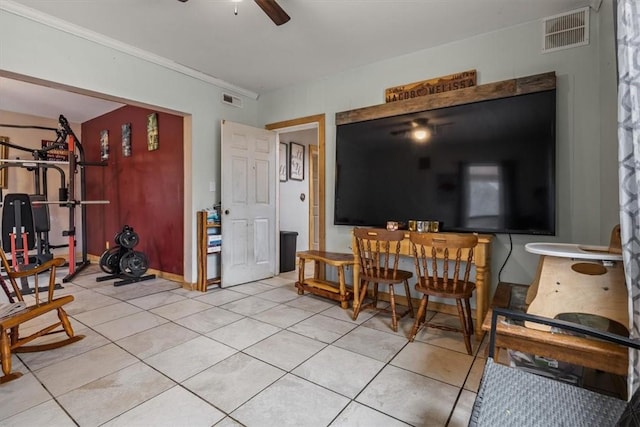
0, 0, 259, 100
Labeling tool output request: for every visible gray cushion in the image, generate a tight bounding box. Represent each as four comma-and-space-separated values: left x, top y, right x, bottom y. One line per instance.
469, 359, 627, 427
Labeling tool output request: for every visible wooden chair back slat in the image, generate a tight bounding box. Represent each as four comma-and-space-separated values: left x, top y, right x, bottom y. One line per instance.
0, 248, 64, 304
354, 227, 405, 281
409, 232, 477, 293
0, 246, 23, 302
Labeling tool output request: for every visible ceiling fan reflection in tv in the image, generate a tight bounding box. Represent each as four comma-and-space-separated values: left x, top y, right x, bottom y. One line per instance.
388, 118, 454, 141
177, 0, 291, 26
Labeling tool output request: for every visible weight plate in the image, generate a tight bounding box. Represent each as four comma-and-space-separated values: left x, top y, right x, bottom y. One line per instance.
119, 229, 139, 249
119, 251, 148, 277
99, 247, 122, 274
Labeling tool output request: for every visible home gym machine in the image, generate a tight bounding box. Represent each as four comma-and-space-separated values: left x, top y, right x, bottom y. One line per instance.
0, 115, 109, 288
0, 137, 69, 264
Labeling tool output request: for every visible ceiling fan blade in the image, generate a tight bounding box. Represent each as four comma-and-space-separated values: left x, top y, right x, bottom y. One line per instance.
254, 0, 290, 26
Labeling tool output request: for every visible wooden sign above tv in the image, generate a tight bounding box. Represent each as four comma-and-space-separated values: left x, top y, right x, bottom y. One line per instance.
336, 72, 556, 126
385, 70, 477, 103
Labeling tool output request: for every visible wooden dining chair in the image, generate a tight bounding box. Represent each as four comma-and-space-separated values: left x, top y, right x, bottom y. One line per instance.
0, 248, 84, 384
352, 227, 414, 332
408, 232, 478, 354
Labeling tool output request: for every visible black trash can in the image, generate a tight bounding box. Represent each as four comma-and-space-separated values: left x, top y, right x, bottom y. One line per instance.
280, 231, 298, 273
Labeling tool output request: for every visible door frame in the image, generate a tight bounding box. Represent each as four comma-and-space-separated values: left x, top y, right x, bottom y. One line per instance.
309, 144, 319, 250
266, 114, 326, 252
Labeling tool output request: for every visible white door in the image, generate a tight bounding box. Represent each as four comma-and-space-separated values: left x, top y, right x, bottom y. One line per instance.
221, 120, 277, 287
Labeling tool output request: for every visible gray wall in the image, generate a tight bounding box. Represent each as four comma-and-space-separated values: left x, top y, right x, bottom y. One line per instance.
257, 1, 619, 291
0, 2, 619, 291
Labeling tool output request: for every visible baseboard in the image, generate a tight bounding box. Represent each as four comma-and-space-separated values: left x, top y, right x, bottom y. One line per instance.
87, 253, 187, 287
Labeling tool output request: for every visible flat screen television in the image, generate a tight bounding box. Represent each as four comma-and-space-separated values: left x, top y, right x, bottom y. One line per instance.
334, 89, 556, 235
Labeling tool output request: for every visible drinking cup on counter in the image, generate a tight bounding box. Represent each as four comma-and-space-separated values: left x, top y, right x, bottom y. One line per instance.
412, 220, 440, 233
386, 221, 399, 231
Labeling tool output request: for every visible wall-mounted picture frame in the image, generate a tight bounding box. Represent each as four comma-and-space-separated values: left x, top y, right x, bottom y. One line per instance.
289, 142, 304, 181
41, 139, 69, 161
279, 142, 288, 182
122, 123, 132, 157
147, 113, 159, 151
100, 129, 109, 161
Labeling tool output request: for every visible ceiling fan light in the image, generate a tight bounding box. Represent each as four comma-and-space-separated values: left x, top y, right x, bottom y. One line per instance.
413, 128, 430, 141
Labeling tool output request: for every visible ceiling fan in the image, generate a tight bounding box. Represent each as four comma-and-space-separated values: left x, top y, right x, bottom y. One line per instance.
177, 0, 290, 26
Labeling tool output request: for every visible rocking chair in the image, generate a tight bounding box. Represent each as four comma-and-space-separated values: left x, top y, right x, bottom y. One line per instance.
0, 248, 84, 384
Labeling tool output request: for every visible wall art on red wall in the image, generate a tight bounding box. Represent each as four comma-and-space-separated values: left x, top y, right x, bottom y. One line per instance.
100, 129, 109, 161
122, 123, 131, 157
147, 113, 159, 151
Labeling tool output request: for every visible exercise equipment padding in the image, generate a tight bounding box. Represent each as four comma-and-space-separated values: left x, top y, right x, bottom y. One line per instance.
2, 194, 35, 253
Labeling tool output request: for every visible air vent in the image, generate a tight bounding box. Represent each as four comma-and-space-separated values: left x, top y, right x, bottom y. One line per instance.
221, 93, 243, 108
542, 7, 589, 53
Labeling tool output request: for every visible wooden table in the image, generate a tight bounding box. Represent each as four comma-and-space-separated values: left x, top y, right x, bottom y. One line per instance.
483, 282, 629, 377
351, 232, 493, 339
295, 250, 356, 309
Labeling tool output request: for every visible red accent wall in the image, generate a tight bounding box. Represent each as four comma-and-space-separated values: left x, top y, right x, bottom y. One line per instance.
82, 106, 184, 275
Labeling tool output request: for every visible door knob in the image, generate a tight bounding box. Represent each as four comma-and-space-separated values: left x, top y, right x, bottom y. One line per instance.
225, 209, 230, 215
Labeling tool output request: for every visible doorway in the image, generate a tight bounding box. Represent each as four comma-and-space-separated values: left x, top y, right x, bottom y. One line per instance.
309, 144, 319, 251
266, 114, 326, 254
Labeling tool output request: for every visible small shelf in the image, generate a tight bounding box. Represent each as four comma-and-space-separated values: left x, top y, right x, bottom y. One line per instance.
197, 210, 221, 292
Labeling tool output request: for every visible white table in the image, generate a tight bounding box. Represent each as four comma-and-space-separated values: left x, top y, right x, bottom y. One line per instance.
525, 242, 622, 261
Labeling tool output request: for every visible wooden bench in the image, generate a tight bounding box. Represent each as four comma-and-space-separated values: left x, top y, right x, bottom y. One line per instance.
295, 250, 355, 309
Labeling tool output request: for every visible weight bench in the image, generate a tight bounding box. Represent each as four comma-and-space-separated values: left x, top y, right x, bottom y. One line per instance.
469, 307, 640, 426
0, 248, 83, 384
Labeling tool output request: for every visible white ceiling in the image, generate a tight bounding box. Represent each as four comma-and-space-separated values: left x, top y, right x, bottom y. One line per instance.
0, 77, 124, 124
1, 0, 592, 122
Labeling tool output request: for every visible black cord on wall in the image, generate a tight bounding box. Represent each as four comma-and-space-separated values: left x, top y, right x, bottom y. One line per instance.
497, 233, 513, 284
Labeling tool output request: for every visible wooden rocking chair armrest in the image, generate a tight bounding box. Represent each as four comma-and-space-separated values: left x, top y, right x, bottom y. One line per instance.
6, 257, 66, 279
0, 295, 74, 329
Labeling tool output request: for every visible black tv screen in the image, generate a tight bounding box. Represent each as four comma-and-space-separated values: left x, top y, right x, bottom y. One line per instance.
334, 89, 556, 235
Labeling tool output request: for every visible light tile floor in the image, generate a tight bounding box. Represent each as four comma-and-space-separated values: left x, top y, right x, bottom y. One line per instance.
0, 265, 492, 426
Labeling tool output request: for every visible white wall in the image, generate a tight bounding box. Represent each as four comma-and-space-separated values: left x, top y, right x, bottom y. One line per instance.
0, 9, 259, 283
279, 128, 317, 252
257, 2, 619, 291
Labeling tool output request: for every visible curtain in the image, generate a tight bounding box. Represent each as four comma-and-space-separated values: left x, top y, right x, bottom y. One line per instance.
617, 0, 640, 398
